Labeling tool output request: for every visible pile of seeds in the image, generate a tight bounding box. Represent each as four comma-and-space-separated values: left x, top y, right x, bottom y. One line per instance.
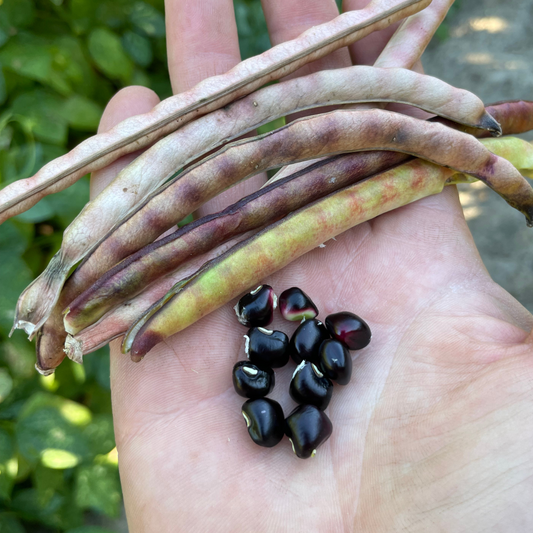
232, 285, 371, 459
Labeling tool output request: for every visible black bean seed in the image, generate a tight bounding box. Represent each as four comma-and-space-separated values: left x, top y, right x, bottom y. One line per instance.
325, 312, 371, 350
241, 398, 285, 448
232, 361, 275, 399
279, 287, 318, 321
318, 339, 352, 385
284, 404, 333, 459
234, 285, 277, 327
289, 319, 330, 364
245, 327, 290, 369
289, 360, 333, 410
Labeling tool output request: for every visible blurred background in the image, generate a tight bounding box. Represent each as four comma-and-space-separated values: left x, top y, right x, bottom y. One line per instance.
0, 0, 530, 531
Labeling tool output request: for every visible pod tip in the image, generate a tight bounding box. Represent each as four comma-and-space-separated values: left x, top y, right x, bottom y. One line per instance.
64, 335, 84, 364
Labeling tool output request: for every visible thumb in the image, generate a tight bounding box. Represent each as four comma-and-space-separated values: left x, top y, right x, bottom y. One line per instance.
90, 86, 160, 199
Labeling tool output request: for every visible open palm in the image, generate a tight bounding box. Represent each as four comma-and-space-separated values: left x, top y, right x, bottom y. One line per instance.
91, 1, 533, 531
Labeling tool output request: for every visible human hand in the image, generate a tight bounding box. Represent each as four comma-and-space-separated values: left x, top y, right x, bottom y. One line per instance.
92, 1, 533, 531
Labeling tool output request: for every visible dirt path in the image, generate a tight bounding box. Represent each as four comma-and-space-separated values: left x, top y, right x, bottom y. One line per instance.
424, 0, 533, 312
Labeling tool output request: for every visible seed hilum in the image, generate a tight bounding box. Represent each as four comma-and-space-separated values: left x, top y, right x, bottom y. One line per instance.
234, 285, 372, 459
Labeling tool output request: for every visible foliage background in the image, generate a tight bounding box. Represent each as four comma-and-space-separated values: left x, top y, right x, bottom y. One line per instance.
0, 0, 275, 531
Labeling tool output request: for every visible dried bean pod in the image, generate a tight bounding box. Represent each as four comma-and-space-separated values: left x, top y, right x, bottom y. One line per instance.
0, 0, 428, 222
49, 131, 533, 371
273, 0, 457, 184
54, 234, 255, 370
123, 133, 533, 358
14, 67, 500, 339
116, 160, 480, 358
63, 151, 399, 333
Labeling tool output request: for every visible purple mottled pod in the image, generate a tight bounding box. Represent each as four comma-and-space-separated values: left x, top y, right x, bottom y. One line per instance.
325, 312, 371, 350
234, 285, 277, 327
279, 287, 318, 321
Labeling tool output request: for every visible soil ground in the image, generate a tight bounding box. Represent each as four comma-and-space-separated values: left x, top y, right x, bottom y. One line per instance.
423, 0, 533, 312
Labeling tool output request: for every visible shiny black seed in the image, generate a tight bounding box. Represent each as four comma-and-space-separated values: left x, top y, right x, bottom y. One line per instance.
232, 361, 275, 399
318, 339, 352, 385
245, 327, 290, 369
279, 287, 318, 321
234, 285, 276, 327
284, 404, 333, 459
289, 319, 330, 364
325, 312, 371, 350
289, 361, 333, 410
241, 398, 285, 447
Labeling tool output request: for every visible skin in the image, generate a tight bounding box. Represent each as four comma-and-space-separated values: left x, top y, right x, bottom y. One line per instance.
93, 1, 533, 531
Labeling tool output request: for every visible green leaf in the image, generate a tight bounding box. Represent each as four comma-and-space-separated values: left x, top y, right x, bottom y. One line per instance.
88, 27, 133, 83
84, 348, 110, 390
0, 428, 16, 498
0, 427, 14, 463
122, 30, 153, 67
0, 35, 53, 85
0, 369, 13, 403
0, 65, 6, 106
66, 526, 116, 533
18, 392, 92, 425
0, 255, 33, 336
1, 332, 36, 379
11, 488, 83, 530
11, 90, 68, 145
33, 464, 65, 507
234, 0, 270, 59
16, 393, 93, 467
0, 514, 25, 533
62, 95, 103, 131
53, 35, 98, 97
257, 116, 286, 135
96, 0, 130, 29
130, 68, 150, 88
0, 220, 29, 256
16, 407, 88, 467
69, 0, 98, 35
75, 462, 121, 517
83, 414, 115, 456
47, 176, 90, 227
0, 26, 8, 49
0, 0, 35, 30
13, 198, 54, 223
129, 2, 165, 37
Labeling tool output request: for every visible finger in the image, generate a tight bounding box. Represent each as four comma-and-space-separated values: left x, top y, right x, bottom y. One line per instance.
262, 0, 352, 125
165, 0, 266, 216
90, 86, 160, 199
165, 0, 241, 93
261, 0, 352, 75
343, 0, 400, 65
